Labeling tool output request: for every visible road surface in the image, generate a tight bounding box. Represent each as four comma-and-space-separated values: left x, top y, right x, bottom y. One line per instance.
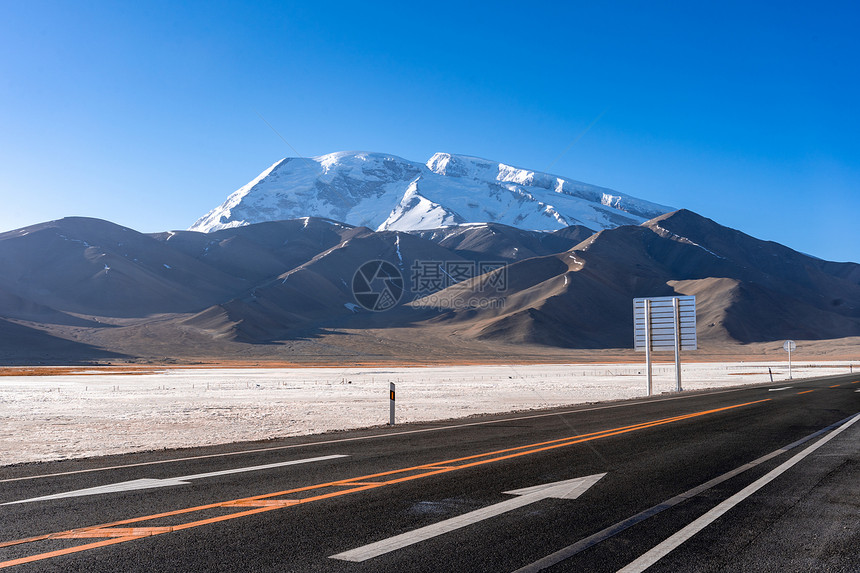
1, 373, 857, 572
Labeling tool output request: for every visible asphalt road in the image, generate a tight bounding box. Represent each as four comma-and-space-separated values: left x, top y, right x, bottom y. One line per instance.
1, 373, 858, 572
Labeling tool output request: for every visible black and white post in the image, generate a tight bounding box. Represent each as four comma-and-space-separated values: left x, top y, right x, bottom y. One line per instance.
389, 382, 395, 425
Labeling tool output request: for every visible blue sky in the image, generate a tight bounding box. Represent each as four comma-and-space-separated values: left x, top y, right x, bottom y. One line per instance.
1, 1, 858, 261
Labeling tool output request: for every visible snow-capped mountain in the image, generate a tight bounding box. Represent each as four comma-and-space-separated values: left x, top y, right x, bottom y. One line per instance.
191, 151, 673, 233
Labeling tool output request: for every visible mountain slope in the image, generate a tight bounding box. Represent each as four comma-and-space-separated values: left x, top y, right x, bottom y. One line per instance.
413, 210, 860, 347
1, 211, 858, 361
149, 218, 357, 284
181, 228, 472, 342
0, 318, 128, 364
0, 218, 249, 317
191, 151, 673, 233
409, 223, 595, 262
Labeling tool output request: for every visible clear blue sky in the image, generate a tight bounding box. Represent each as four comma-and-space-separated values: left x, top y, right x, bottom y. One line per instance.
1, 1, 858, 261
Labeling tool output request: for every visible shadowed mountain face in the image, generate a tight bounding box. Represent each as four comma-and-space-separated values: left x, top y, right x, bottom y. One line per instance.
0, 318, 128, 364
410, 223, 595, 262
0, 218, 248, 318
0, 217, 592, 351
149, 218, 361, 285
0, 210, 858, 360
179, 228, 474, 342
0, 217, 361, 319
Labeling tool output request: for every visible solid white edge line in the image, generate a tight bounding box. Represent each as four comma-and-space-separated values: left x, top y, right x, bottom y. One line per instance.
615, 412, 860, 573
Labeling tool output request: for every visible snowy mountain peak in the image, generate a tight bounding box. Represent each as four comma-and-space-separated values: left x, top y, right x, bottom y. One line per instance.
191, 152, 425, 233
426, 152, 497, 178
191, 151, 673, 233
191, 158, 287, 232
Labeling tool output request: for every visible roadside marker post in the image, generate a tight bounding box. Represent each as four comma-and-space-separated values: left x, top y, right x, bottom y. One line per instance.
389, 382, 395, 425
634, 296, 697, 396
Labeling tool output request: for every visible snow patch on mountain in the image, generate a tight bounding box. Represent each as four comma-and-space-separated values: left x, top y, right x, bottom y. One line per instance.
382, 180, 464, 230
650, 224, 727, 259
191, 151, 673, 233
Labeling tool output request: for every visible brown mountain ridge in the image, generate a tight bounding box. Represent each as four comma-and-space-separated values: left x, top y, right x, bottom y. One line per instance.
0, 210, 858, 363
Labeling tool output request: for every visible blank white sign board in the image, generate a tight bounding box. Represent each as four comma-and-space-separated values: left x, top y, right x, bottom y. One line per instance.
633, 296, 697, 394
634, 296, 697, 352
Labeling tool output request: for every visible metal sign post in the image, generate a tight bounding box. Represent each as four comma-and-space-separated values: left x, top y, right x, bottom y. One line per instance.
389, 382, 396, 425
673, 297, 682, 392
783, 340, 796, 379
634, 296, 697, 395
644, 299, 653, 396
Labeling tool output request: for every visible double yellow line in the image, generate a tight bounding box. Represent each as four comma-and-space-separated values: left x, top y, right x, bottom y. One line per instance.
0, 399, 770, 569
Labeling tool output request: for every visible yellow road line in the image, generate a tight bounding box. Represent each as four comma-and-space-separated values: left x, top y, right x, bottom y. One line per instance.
225, 500, 301, 508
0, 399, 770, 569
0, 537, 145, 568
798, 390, 815, 395
55, 527, 174, 538
830, 384, 841, 388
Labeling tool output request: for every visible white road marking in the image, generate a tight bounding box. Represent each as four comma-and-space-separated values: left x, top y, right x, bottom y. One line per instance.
2, 455, 348, 505
330, 473, 606, 562
615, 412, 860, 573
511, 410, 852, 572
767, 387, 793, 391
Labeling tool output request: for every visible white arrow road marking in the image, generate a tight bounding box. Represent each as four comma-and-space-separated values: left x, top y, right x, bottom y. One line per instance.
2, 455, 348, 505
330, 473, 606, 562
767, 387, 793, 391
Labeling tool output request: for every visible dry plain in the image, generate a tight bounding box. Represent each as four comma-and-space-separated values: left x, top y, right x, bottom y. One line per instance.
2, 360, 856, 466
